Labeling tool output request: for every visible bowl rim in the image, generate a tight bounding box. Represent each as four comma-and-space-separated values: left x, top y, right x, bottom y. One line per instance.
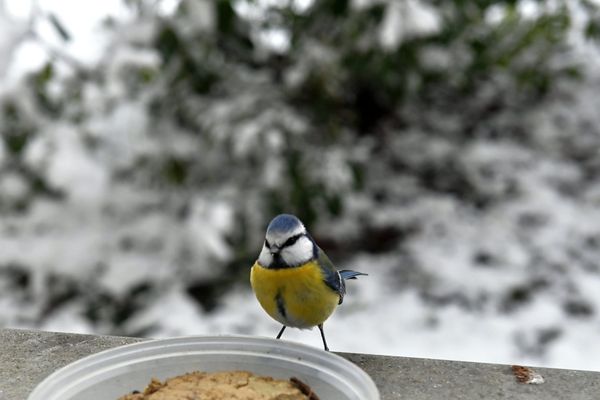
28, 334, 380, 400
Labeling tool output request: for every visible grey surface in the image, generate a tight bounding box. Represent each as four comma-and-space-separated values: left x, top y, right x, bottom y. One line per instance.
1, 328, 599, 400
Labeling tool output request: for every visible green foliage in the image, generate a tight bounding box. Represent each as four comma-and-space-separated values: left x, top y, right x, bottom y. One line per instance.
108, 0, 593, 254
155, 24, 220, 95
5, 0, 593, 233
30, 63, 63, 117
582, 0, 600, 42
290, 1, 578, 134
216, 0, 237, 34
1, 100, 36, 157
162, 156, 191, 185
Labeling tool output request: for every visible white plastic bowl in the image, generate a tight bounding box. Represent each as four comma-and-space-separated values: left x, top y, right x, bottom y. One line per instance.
28, 335, 380, 400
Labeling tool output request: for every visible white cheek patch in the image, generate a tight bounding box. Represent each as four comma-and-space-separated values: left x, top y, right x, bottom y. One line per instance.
257, 245, 273, 267
280, 236, 314, 266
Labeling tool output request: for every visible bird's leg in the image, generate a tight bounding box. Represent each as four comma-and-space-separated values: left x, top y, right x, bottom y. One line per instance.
318, 324, 329, 351
276, 325, 287, 339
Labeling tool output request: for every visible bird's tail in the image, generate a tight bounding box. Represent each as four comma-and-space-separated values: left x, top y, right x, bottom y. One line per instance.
339, 270, 368, 280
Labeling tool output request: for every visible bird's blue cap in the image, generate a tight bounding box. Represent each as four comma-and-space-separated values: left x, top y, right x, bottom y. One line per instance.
267, 214, 303, 235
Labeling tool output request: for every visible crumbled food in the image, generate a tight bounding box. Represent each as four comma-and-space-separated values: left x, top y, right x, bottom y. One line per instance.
290, 377, 320, 400
511, 365, 545, 384
118, 370, 319, 400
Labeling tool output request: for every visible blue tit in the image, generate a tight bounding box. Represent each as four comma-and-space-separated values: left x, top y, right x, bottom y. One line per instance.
250, 214, 366, 351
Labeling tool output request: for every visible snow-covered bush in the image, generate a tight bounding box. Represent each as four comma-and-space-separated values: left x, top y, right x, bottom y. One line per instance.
1, 0, 600, 368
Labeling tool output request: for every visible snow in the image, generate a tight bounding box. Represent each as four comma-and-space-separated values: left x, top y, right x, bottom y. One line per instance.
0, 2, 32, 79
129, 257, 600, 371
379, 0, 440, 50
42, 126, 109, 202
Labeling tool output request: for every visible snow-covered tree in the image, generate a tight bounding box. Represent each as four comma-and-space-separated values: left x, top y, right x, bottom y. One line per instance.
2, 0, 600, 368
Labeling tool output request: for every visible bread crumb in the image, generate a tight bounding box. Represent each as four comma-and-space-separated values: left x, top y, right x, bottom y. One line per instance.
512, 365, 545, 384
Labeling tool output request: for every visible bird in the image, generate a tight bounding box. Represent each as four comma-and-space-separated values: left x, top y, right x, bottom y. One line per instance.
250, 213, 366, 351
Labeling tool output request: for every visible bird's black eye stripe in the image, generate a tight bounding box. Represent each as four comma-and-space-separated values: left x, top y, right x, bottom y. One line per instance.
264, 240, 271, 249
282, 233, 303, 248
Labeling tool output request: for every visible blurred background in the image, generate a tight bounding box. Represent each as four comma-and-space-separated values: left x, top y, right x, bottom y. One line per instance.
2, 0, 600, 371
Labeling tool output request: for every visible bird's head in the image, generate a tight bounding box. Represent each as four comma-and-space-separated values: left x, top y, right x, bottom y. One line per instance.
257, 214, 316, 268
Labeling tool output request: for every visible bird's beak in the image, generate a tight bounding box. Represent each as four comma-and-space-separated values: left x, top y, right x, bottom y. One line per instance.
270, 245, 280, 255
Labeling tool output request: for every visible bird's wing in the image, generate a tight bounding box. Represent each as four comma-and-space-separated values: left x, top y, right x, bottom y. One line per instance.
339, 270, 368, 280
317, 247, 346, 304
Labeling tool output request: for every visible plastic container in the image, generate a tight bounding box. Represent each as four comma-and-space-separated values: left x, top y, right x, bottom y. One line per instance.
28, 335, 380, 400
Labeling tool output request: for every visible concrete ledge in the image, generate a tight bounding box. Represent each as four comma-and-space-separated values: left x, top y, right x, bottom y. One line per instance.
1, 328, 599, 400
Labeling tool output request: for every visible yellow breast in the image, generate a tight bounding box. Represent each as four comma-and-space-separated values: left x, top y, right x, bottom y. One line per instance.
250, 260, 340, 328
